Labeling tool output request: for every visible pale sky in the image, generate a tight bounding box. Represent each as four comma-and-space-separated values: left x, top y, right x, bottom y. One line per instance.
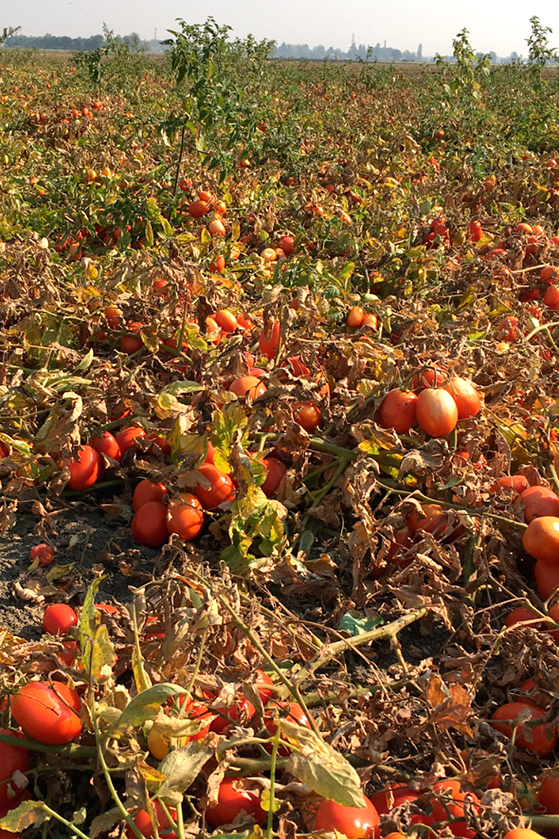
4, 0, 559, 58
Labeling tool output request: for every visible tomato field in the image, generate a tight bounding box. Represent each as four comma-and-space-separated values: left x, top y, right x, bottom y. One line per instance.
3, 19, 559, 839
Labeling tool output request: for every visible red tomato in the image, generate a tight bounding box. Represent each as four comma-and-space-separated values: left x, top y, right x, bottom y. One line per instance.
314, 797, 380, 839
127, 803, 177, 839
497, 316, 519, 341
523, 516, 559, 563
43, 603, 78, 636
29, 544, 54, 566
130, 501, 169, 548
264, 701, 311, 755
443, 377, 481, 420
285, 355, 311, 377
187, 200, 210, 218
193, 464, 235, 510
369, 784, 421, 815
105, 305, 122, 329
210, 697, 256, 734
535, 559, 559, 600
11, 682, 82, 745
132, 479, 169, 512
416, 388, 458, 436
90, 431, 122, 461
504, 607, 542, 629
261, 457, 287, 497
0, 729, 29, 808
121, 334, 143, 354
166, 494, 204, 540
293, 401, 321, 432
115, 427, 146, 455
489, 474, 530, 495
544, 285, 559, 311
259, 322, 280, 359
427, 779, 480, 838
205, 778, 266, 828
279, 235, 295, 255
253, 669, 275, 703
215, 310, 238, 332
378, 389, 418, 434
229, 376, 267, 399
519, 486, 559, 523
410, 366, 447, 392
237, 314, 253, 330
491, 701, 558, 756
347, 306, 365, 328
538, 773, 559, 823
66, 445, 101, 490
468, 221, 483, 242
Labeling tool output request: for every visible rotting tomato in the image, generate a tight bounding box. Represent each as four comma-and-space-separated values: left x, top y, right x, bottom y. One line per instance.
132, 479, 169, 513
523, 516, 559, 563
378, 389, 418, 434
29, 543, 54, 566
130, 501, 169, 548
205, 778, 266, 828
43, 603, 78, 636
416, 388, 458, 437
11, 681, 82, 745
490, 701, 558, 756
65, 445, 102, 491
314, 797, 380, 839
193, 464, 235, 510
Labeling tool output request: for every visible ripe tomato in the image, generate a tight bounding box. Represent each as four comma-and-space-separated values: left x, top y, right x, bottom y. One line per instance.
369, 784, 421, 815
378, 389, 418, 434
416, 388, 458, 437
215, 310, 238, 333
127, 802, 177, 839
538, 773, 559, 825
210, 696, 256, 733
314, 797, 380, 839
504, 607, 542, 629
261, 457, 287, 497
187, 200, 210, 218
130, 501, 169, 548
362, 313, 378, 329
285, 355, 310, 377
541, 266, 558, 284
121, 334, 143, 354
104, 305, 122, 328
132, 479, 169, 512
443, 377, 481, 420
193, 464, 235, 510
519, 486, 559, 523
410, 366, 447, 391
280, 235, 294, 255
523, 516, 559, 563
259, 322, 280, 359
208, 217, 226, 237
205, 778, 266, 828
489, 474, 530, 495
253, 669, 275, 703
503, 831, 546, 839
264, 701, 311, 754
497, 316, 519, 342
0, 729, 29, 808
43, 603, 78, 636
115, 427, 146, 455
544, 285, 559, 310
426, 779, 480, 839
468, 221, 483, 242
491, 701, 558, 756
535, 559, 559, 600
229, 376, 267, 399
91, 431, 122, 461
166, 494, 204, 540
11, 681, 82, 745
29, 543, 54, 566
347, 306, 365, 328
293, 401, 321, 432
66, 445, 101, 490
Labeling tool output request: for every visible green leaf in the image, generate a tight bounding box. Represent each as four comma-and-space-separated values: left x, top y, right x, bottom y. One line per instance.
110, 684, 188, 734
283, 721, 366, 808
145, 219, 155, 247
339, 611, 383, 636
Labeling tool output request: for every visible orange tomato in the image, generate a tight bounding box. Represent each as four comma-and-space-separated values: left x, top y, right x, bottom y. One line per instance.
416, 388, 458, 437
